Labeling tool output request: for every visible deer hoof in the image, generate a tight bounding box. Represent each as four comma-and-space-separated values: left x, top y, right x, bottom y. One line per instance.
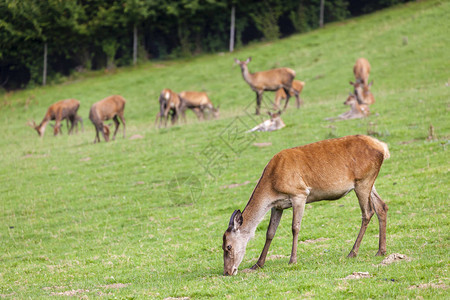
288, 258, 297, 264
347, 251, 357, 258
242, 266, 258, 273
375, 250, 386, 256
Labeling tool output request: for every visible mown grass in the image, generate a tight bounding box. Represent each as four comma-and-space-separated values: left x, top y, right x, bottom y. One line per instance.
0, 0, 449, 298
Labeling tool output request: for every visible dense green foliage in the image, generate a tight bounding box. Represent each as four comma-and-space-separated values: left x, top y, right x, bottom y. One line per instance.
0, 0, 448, 298
0, 0, 414, 89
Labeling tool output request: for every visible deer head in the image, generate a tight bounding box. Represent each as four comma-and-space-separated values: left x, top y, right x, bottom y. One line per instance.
222, 210, 248, 276
27, 120, 44, 137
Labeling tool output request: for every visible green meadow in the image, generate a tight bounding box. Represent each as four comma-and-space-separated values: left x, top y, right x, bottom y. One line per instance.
0, 0, 448, 298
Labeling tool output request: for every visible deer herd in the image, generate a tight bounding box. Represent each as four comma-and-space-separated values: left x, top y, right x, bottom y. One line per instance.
27, 57, 389, 276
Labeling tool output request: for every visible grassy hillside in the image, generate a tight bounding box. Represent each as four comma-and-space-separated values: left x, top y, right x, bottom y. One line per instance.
0, 0, 449, 298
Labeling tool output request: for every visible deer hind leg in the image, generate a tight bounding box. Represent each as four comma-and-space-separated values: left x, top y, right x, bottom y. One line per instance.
118, 112, 126, 138
68, 115, 76, 135
282, 88, 291, 111
249, 208, 284, 271
289, 192, 309, 264
348, 181, 375, 258
112, 116, 120, 140
371, 186, 388, 256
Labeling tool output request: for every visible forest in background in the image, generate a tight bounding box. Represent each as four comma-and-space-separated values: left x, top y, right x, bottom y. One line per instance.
0, 0, 413, 90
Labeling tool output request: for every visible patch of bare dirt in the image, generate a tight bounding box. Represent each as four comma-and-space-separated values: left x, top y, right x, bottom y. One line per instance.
129, 134, 144, 140
300, 237, 330, 244
221, 180, 251, 189
253, 142, 272, 147
50, 289, 89, 296
379, 253, 411, 266
99, 283, 130, 289
80, 157, 91, 162
408, 282, 448, 290
344, 272, 371, 280
164, 297, 190, 300
0, 292, 16, 298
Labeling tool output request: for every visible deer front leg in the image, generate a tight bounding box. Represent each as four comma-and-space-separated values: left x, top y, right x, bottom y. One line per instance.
255, 91, 262, 115
289, 193, 308, 264
249, 208, 284, 271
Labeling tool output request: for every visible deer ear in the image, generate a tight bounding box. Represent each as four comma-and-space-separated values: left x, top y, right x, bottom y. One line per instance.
234, 58, 240, 64
349, 81, 355, 85
246, 57, 252, 63
229, 210, 243, 231
369, 80, 374, 87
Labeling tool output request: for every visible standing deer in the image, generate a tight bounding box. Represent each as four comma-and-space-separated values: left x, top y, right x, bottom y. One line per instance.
89, 95, 126, 143
247, 111, 286, 132
222, 135, 390, 276
274, 80, 305, 110
28, 99, 81, 137
234, 57, 299, 115
325, 93, 370, 121
179, 91, 219, 120
155, 89, 183, 128
350, 58, 375, 105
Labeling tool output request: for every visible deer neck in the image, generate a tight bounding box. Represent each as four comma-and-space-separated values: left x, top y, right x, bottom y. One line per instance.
240, 188, 271, 240
241, 66, 255, 87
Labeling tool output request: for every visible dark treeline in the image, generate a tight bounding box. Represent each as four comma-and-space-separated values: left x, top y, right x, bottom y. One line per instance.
0, 0, 412, 90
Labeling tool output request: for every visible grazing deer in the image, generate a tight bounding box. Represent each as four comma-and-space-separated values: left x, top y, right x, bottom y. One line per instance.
89, 95, 126, 143
234, 57, 299, 115
222, 135, 390, 276
350, 58, 375, 105
274, 80, 305, 110
247, 111, 286, 132
326, 93, 370, 121
156, 89, 183, 128
28, 99, 80, 137
179, 91, 220, 120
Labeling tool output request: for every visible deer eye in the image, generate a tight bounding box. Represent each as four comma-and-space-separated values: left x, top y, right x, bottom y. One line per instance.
227, 245, 232, 251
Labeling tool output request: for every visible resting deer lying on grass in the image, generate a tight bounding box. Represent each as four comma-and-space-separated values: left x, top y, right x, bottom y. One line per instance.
155, 88, 183, 128
223, 135, 390, 275
234, 57, 299, 114
326, 93, 370, 121
274, 80, 305, 110
179, 91, 219, 120
28, 99, 81, 137
247, 111, 286, 132
89, 95, 126, 143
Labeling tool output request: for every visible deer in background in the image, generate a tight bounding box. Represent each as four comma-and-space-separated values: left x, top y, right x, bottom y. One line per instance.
247, 111, 286, 132
179, 91, 219, 120
223, 135, 390, 275
274, 80, 305, 110
325, 93, 370, 121
234, 57, 299, 115
89, 95, 126, 143
350, 58, 375, 105
155, 88, 183, 128
28, 99, 81, 137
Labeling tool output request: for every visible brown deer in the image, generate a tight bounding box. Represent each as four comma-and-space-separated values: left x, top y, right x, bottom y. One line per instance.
222, 135, 390, 276
325, 93, 370, 121
274, 80, 305, 110
28, 99, 81, 137
179, 91, 219, 120
155, 89, 183, 128
89, 95, 126, 143
247, 111, 286, 132
234, 57, 299, 115
350, 58, 375, 105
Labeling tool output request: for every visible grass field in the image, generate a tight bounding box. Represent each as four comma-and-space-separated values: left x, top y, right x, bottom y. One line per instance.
1, 0, 449, 298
